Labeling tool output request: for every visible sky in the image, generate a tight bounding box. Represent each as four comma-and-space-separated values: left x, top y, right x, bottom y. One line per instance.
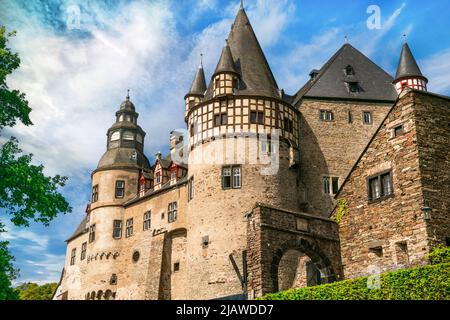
0, 0, 449, 285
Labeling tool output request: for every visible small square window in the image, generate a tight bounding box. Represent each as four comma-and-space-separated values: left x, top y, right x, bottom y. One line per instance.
250, 111, 264, 124
368, 171, 393, 202
348, 82, 360, 93
320, 110, 334, 122
394, 125, 404, 137
173, 262, 180, 272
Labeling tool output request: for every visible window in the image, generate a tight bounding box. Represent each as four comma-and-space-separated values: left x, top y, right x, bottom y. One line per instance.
348, 111, 353, 124
363, 112, 373, 125
345, 65, 355, 76
89, 224, 96, 243
332, 177, 339, 195
323, 177, 330, 194
323, 177, 339, 195
320, 110, 334, 122
260, 139, 272, 154
155, 172, 161, 185
81, 242, 87, 261
348, 82, 361, 93
222, 166, 242, 189
168, 202, 178, 223
394, 125, 404, 137
139, 181, 146, 197
188, 100, 195, 109
110, 131, 120, 141
123, 131, 134, 140
250, 111, 264, 124
188, 177, 194, 201
446, 237, 450, 247
170, 170, 177, 181
143, 211, 151, 231
113, 220, 122, 239
368, 171, 393, 202
190, 123, 195, 137
91, 185, 99, 203
136, 134, 143, 144
70, 248, 76, 266
115, 181, 125, 199
132, 250, 140, 262
125, 218, 133, 238
233, 78, 239, 90
215, 78, 220, 89
173, 262, 180, 272
284, 117, 293, 133
214, 113, 227, 126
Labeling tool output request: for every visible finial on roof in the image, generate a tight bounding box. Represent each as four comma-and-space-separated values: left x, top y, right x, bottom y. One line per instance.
126, 89, 130, 100
344, 36, 349, 43
240, 0, 244, 9
200, 53, 204, 68
402, 34, 407, 44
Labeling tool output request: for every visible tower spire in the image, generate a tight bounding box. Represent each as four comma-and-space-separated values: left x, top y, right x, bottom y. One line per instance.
393, 42, 428, 93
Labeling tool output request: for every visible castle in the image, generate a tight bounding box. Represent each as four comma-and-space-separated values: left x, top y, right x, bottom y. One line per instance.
55, 4, 450, 300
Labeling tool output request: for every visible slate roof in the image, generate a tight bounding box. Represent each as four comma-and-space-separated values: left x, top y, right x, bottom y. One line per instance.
213, 42, 239, 76
66, 217, 88, 242
204, 7, 280, 100
97, 148, 151, 170
294, 44, 398, 104
186, 63, 207, 97
394, 43, 428, 82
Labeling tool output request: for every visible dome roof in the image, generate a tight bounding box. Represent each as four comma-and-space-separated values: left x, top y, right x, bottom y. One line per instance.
120, 99, 135, 111
97, 148, 150, 170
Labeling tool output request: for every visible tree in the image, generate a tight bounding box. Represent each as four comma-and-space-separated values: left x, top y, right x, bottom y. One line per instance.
0, 26, 72, 300
16, 282, 58, 300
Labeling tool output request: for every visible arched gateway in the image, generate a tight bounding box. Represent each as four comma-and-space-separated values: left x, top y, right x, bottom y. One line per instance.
246, 204, 343, 298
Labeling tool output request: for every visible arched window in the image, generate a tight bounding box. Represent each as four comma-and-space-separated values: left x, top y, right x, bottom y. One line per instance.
136, 134, 143, 144
97, 290, 103, 300
123, 131, 134, 140
91, 291, 96, 300
105, 290, 113, 300
119, 115, 124, 122
110, 131, 120, 141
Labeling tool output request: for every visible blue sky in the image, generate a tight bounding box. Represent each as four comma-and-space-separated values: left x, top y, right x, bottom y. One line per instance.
0, 0, 449, 285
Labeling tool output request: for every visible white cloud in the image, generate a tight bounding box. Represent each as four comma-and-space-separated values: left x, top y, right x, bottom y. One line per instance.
422, 48, 450, 95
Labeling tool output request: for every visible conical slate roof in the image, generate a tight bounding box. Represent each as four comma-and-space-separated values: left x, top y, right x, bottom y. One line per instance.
394, 43, 427, 82
205, 7, 280, 99
213, 42, 239, 76
186, 63, 207, 97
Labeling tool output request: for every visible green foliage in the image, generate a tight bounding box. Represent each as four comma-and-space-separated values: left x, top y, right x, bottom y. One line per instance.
0, 235, 19, 300
331, 199, 348, 224
428, 245, 450, 265
16, 282, 58, 300
0, 27, 32, 129
259, 263, 450, 300
0, 26, 71, 299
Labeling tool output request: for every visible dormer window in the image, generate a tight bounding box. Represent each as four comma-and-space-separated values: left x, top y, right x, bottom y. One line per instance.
347, 82, 361, 93
155, 172, 161, 185
136, 134, 143, 144
344, 65, 355, 76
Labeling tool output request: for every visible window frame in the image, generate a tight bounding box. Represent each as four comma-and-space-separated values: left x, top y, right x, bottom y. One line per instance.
125, 218, 134, 238
250, 111, 265, 125
113, 220, 122, 239
363, 111, 373, 125
81, 242, 87, 261
143, 211, 151, 231
115, 180, 125, 199
91, 185, 99, 203
168, 202, 178, 223
89, 224, 96, 243
214, 113, 228, 127
319, 110, 334, 122
367, 170, 394, 203
222, 165, 242, 190
70, 248, 76, 266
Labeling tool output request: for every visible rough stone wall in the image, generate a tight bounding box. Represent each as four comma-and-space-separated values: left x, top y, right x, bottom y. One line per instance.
246, 205, 341, 298
297, 99, 392, 216
413, 92, 450, 248
337, 91, 431, 279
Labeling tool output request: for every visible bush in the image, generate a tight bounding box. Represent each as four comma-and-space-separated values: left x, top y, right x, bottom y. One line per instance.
259, 263, 450, 300
428, 245, 450, 265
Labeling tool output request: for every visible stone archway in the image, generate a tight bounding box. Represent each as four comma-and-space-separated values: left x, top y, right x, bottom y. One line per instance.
271, 238, 337, 292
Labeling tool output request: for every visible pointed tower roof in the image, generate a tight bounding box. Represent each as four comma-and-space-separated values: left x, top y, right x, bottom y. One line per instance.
294, 43, 398, 104
213, 41, 239, 76
205, 6, 279, 99
394, 43, 428, 82
186, 62, 207, 97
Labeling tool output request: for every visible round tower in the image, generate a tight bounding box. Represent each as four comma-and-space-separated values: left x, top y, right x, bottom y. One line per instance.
85, 92, 151, 295
393, 43, 428, 94
183, 5, 304, 300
